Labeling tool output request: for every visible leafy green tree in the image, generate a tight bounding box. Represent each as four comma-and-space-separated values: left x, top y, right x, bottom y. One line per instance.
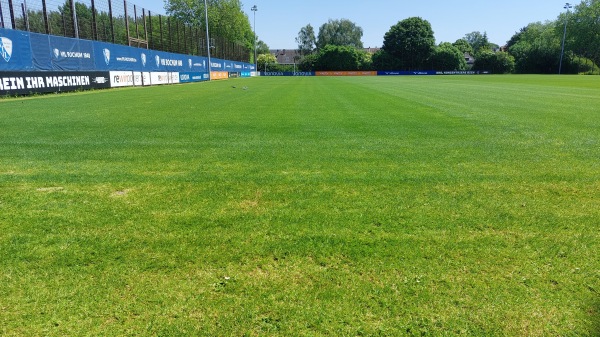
381, 17, 435, 70
431, 42, 467, 71
257, 53, 277, 72
453, 39, 474, 55
567, 0, 600, 66
372, 50, 402, 70
165, 0, 252, 49
508, 22, 561, 73
473, 50, 515, 73
298, 53, 319, 71
316, 19, 364, 50
314, 45, 362, 71
296, 24, 317, 56
256, 40, 270, 55
464, 31, 492, 55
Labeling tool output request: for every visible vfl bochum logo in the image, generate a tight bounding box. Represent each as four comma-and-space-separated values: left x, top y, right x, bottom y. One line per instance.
53, 48, 60, 59
141, 53, 147, 67
155, 55, 160, 67
0, 37, 13, 62
189, 59, 192, 69
103, 48, 111, 65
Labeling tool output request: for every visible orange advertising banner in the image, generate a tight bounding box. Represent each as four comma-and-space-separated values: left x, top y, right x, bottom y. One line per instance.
315, 71, 377, 76
210, 71, 229, 80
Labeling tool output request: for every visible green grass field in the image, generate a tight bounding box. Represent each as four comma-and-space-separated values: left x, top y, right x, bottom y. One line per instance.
1, 75, 599, 336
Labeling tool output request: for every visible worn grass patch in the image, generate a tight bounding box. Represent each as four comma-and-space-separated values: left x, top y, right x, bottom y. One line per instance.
1, 75, 599, 336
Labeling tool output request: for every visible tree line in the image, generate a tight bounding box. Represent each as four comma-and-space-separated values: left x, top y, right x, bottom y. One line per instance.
276, 0, 600, 74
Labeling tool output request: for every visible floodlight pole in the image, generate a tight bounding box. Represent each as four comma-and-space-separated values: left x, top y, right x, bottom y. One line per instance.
204, 0, 211, 80
251, 5, 258, 76
559, 2, 572, 75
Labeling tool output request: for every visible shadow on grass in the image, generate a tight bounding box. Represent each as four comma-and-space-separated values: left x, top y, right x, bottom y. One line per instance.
590, 294, 600, 336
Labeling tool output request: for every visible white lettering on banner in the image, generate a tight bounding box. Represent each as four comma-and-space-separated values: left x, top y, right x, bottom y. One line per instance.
180, 74, 190, 81
45, 76, 90, 88
160, 59, 183, 67
113, 74, 133, 84
116, 57, 138, 63
211, 62, 221, 68
0, 77, 25, 90
56, 50, 91, 59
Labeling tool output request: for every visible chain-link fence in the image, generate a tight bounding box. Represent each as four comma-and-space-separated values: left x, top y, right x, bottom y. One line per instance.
0, 0, 250, 62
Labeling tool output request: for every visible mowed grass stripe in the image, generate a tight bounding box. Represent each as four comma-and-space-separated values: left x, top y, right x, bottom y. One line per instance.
0, 76, 599, 336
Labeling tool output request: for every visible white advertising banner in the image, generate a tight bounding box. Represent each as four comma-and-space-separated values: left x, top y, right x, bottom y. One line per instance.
109, 71, 134, 87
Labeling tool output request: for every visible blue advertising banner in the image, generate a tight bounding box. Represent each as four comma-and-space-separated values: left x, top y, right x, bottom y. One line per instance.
262, 72, 315, 76
179, 72, 209, 83
94, 41, 144, 71
47, 35, 96, 71
0, 71, 110, 95
377, 71, 437, 76
0, 28, 33, 71
210, 58, 225, 71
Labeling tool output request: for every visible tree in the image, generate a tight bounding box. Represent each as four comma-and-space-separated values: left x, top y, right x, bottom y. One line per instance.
464, 31, 491, 55
166, 0, 253, 49
298, 54, 319, 71
381, 17, 435, 70
473, 50, 515, 74
567, 0, 600, 66
256, 40, 270, 55
257, 53, 277, 72
296, 24, 316, 56
508, 22, 561, 73
316, 19, 364, 50
372, 50, 402, 70
314, 45, 361, 71
453, 39, 474, 55
431, 42, 467, 71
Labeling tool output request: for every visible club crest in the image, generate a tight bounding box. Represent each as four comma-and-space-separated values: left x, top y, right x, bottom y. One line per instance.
0, 37, 13, 62
53, 48, 60, 59
103, 48, 111, 65
141, 53, 147, 67
155, 55, 160, 67
189, 59, 192, 69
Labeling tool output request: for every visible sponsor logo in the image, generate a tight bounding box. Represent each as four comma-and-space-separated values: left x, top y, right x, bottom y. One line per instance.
203, 60, 206, 69
141, 53, 146, 67
53, 48, 60, 59
103, 48, 111, 65
155, 55, 160, 67
189, 59, 192, 69
0, 37, 12, 62
92, 77, 108, 84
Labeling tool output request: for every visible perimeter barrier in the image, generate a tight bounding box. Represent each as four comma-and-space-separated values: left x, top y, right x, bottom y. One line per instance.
259, 70, 490, 76
0, 27, 255, 95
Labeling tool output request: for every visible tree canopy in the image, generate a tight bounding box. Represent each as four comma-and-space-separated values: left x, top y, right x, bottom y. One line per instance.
381, 17, 435, 70
296, 24, 317, 56
165, 0, 253, 49
316, 19, 364, 50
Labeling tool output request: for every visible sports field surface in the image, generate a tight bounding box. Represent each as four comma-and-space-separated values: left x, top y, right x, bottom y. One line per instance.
1, 76, 599, 336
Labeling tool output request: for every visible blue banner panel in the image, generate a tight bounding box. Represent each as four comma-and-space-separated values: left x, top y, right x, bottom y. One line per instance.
46, 35, 96, 71
377, 71, 437, 76
179, 72, 209, 83
0, 71, 111, 95
29, 33, 52, 70
210, 58, 225, 71
94, 41, 144, 71
262, 71, 315, 76
0, 28, 33, 71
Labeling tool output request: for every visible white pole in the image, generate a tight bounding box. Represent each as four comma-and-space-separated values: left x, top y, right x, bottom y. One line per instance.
251, 5, 257, 76
559, 3, 572, 75
204, 0, 211, 80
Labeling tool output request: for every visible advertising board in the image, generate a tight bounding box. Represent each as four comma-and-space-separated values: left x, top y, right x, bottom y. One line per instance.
0, 71, 110, 95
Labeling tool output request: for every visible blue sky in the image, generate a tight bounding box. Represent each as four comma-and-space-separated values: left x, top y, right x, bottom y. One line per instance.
141, 0, 569, 49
